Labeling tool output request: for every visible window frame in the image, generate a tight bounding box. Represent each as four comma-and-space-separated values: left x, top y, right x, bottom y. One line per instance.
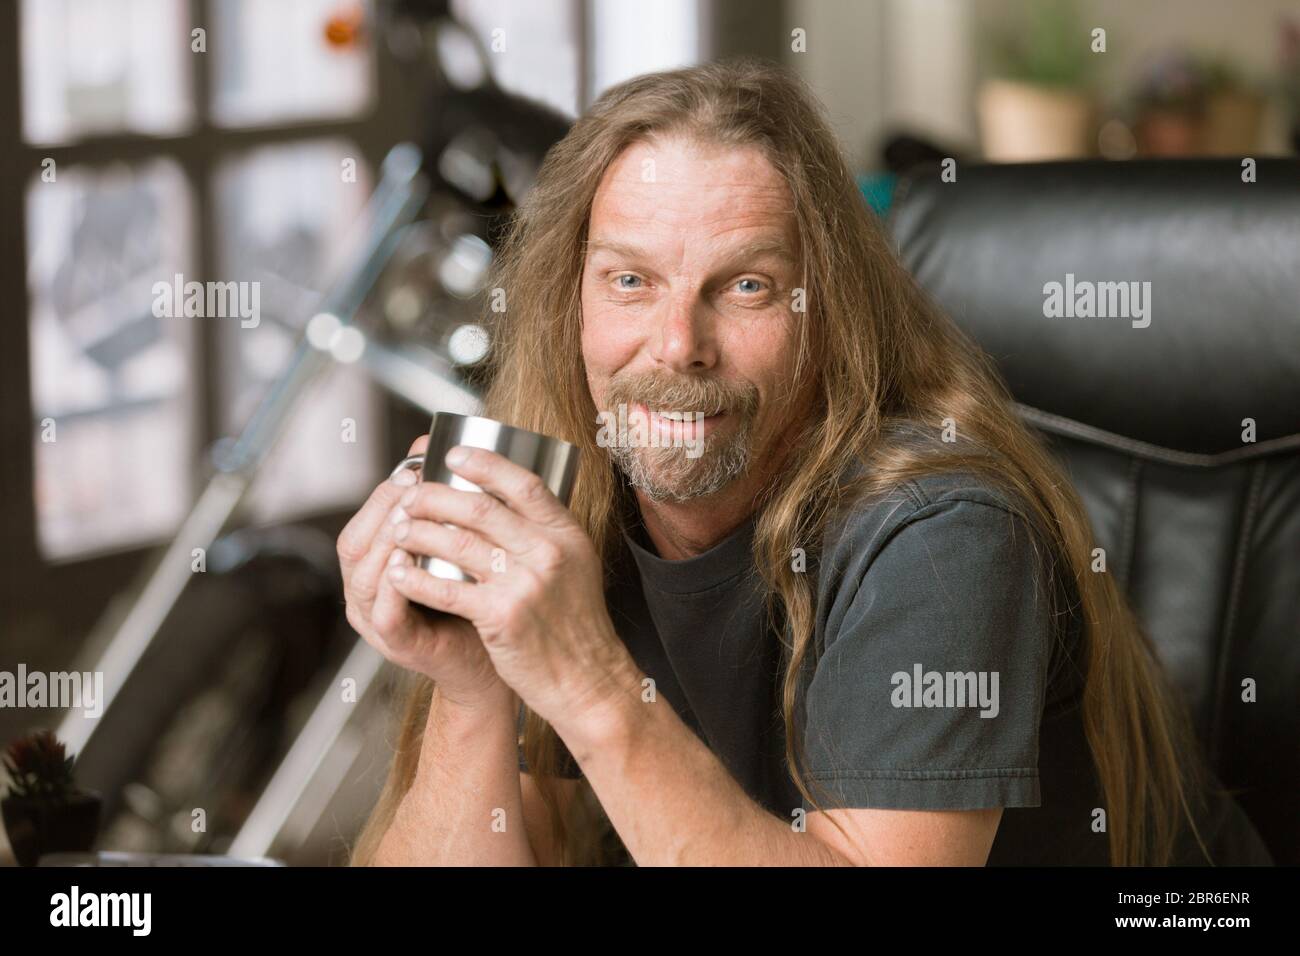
0, 0, 422, 636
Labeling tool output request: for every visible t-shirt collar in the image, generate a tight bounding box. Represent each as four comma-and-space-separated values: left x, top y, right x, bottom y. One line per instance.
621, 509, 759, 594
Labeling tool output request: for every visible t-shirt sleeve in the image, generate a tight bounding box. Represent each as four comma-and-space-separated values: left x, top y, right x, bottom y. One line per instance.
517, 702, 584, 779
800, 497, 1052, 812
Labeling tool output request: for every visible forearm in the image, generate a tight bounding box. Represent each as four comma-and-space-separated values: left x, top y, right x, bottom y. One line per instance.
560, 676, 851, 866
373, 685, 536, 866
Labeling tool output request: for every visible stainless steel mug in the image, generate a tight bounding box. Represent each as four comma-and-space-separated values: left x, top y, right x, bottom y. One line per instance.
388, 412, 581, 583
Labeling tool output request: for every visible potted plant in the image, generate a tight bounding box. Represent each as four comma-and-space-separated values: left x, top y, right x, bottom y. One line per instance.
1130, 51, 1264, 156
1130, 50, 1206, 155
978, 0, 1097, 161
1201, 58, 1265, 155
1280, 17, 1300, 153
2, 730, 101, 866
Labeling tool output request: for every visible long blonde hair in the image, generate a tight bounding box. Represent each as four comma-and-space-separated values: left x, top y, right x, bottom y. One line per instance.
352, 58, 1210, 866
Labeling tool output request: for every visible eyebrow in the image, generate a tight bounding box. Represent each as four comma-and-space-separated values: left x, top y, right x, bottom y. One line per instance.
584, 236, 798, 265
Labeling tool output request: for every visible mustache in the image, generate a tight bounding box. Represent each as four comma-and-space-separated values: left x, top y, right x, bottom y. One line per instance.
604, 372, 758, 417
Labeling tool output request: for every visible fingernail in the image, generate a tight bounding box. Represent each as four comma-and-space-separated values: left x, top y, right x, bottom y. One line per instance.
387, 548, 407, 566
446, 446, 468, 467
391, 468, 417, 487
399, 487, 417, 508
388, 565, 407, 582
394, 521, 410, 541
389, 505, 409, 525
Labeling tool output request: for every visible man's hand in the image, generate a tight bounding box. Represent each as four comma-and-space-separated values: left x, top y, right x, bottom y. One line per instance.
336, 434, 512, 713
385, 444, 641, 738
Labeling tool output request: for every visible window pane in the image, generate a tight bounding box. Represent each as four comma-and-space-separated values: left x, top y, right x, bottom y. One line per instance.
450, 0, 580, 117
211, 0, 374, 127
588, 0, 700, 101
214, 140, 378, 524
27, 160, 195, 560
20, 0, 194, 144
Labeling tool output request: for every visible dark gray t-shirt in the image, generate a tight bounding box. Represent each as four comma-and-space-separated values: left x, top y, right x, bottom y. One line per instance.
521, 470, 1272, 866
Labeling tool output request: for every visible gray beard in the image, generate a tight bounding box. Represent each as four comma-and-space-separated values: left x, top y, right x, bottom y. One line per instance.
607, 418, 755, 503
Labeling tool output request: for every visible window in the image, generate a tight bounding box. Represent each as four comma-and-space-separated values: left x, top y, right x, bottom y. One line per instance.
16, 0, 385, 561
21, 0, 194, 143
211, 0, 373, 126
27, 159, 195, 558
451, 0, 581, 117
588, 0, 700, 102
213, 138, 378, 525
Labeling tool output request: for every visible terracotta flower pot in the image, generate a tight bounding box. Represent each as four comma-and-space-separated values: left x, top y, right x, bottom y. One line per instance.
2, 791, 101, 867
1135, 92, 1265, 157
1201, 90, 1265, 155
978, 78, 1095, 161
1136, 109, 1201, 156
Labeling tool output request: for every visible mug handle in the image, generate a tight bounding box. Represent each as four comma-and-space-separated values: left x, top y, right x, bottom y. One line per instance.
386, 453, 478, 584
386, 453, 466, 622
389, 454, 425, 481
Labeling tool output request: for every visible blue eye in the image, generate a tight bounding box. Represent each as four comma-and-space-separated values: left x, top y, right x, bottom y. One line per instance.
736, 278, 763, 293
616, 274, 642, 289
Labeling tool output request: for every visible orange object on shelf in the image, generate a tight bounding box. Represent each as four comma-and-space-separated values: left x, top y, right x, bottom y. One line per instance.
324, 2, 366, 48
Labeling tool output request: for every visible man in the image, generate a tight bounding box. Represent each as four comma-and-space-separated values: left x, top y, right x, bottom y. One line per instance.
341, 60, 1271, 866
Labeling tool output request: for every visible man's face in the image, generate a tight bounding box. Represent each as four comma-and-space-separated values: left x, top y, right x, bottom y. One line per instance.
580, 135, 807, 503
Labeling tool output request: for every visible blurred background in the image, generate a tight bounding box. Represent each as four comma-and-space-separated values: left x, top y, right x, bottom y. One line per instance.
1, 0, 1297, 866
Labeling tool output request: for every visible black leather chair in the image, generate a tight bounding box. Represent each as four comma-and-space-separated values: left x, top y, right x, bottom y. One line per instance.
888, 158, 1299, 865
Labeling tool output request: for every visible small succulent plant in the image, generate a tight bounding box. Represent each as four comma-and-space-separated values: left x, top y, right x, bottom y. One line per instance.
3, 730, 78, 802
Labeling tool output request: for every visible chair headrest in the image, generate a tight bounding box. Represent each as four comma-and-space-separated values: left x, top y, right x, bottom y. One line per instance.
888, 159, 1300, 460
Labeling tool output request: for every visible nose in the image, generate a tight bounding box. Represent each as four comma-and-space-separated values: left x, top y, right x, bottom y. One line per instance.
651, 290, 717, 373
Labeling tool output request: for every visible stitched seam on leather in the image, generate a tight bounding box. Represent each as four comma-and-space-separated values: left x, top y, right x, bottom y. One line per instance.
1208, 460, 1267, 769
1119, 457, 1143, 593
885, 169, 921, 233
1015, 403, 1300, 467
